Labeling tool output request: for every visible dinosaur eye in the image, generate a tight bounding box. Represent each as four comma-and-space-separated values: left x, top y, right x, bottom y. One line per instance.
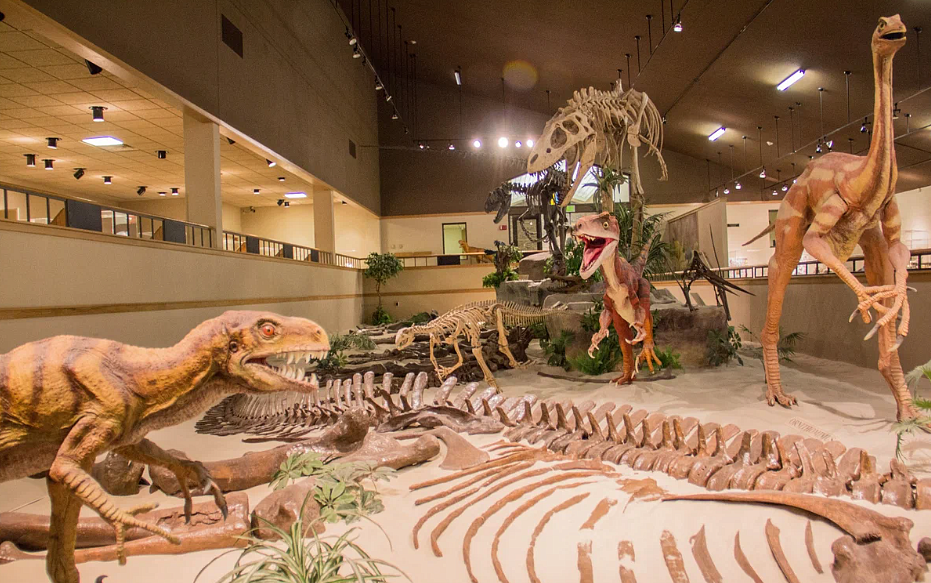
259, 323, 277, 338
878, 19, 885, 29
602, 221, 609, 229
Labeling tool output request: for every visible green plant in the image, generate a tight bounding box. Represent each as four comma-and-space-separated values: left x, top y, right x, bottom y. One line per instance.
483, 266, 519, 288
371, 305, 392, 326
540, 330, 574, 370
893, 360, 931, 460
270, 451, 328, 490
527, 321, 549, 340
403, 311, 435, 325
738, 326, 807, 363
569, 339, 622, 375
611, 205, 671, 278
654, 347, 683, 370
364, 252, 404, 312
199, 511, 406, 583
706, 325, 744, 367
312, 332, 377, 373
580, 301, 603, 334
583, 166, 626, 212
560, 237, 604, 282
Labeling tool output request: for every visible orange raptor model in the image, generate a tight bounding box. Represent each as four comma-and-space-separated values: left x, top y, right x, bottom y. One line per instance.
0, 311, 329, 583
745, 15, 917, 420
574, 212, 661, 384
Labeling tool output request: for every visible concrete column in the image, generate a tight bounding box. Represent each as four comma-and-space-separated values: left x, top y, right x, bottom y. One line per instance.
183, 110, 223, 247
313, 189, 336, 253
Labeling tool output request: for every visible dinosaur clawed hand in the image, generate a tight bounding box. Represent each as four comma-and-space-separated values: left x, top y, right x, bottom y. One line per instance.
172, 460, 228, 524
849, 282, 913, 346
587, 329, 609, 358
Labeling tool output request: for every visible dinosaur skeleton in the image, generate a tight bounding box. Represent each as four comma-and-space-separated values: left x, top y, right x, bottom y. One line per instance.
485, 165, 569, 275
395, 301, 566, 389
527, 82, 667, 208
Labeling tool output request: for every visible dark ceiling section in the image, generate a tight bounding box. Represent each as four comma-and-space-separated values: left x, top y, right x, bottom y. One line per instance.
359, 0, 931, 201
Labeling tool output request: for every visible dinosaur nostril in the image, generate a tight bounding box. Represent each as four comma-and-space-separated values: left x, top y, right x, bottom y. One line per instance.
529, 154, 538, 164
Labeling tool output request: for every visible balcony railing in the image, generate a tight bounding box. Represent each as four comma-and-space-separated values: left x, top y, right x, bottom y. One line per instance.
1, 185, 213, 248
222, 231, 365, 269
651, 248, 931, 282
396, 252, 496, 268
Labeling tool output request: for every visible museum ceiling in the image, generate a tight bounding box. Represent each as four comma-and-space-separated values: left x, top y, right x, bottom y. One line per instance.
369, 0, 931, 195
0, 17, 316, 209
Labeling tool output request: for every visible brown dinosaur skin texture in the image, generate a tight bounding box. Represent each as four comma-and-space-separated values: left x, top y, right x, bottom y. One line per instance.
573, 212, 661, 383
748, 15, 917, 419
0, 311, 329, 583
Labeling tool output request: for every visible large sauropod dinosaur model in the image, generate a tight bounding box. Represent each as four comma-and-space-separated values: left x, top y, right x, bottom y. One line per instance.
743, 15, 916, 418
395, 301, 565, 389
526, 82, 667, 208
573, 212, 661, 383
0, 311, 329, 583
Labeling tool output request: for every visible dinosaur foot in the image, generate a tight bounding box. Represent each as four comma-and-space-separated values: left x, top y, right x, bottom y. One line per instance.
611, 371, 636, 385
637, 344, 662, 374
113, 503, 162, 565
173, 460, 228, 523
765, 386, 797, 408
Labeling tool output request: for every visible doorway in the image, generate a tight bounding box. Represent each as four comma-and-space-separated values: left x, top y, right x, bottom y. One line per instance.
442, 222, 468, 254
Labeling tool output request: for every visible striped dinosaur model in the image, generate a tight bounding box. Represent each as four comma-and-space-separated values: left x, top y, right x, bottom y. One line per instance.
395, 301, 565, 389
0, 311, 329, 583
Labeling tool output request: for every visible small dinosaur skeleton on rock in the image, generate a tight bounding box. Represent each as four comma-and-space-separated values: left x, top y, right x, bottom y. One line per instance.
395, 301, 566, 389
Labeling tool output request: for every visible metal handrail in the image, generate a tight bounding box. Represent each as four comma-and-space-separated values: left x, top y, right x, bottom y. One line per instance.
651, 248, 931, 282
221, 230, 365, 269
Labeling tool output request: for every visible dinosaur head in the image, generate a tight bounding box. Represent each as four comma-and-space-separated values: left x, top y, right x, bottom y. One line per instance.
484, 184, 513, 224
573, 212, 619, 279
395, 327, 417, 350
528, 107, 597, 208
221, 311, 329, 393
873, 15, 906, 57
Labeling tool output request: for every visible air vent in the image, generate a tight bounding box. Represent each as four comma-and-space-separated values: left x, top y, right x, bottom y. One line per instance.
221, 15, 244, 58
348, 139, 357, 159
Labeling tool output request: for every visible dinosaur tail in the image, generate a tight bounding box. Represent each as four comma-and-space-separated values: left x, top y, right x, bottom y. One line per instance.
631, 237, 652, 276
496, 302, 567, 327
743, 224, 775, 247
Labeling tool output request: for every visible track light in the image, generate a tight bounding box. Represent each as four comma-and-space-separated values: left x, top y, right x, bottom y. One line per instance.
253, 188, 260, 195
515, 141, 522, 148
90, 106, 106, 122
448, 143, 455, 150
893, 103, 901, 119
278, 176, 285, 181
24, 154, 35, 167
759, 168, 766, 179
103, 176, 112, 184
136, 186, 146, 196
171, 187, 179, 196
772, 190, 778, 196
826, 140, 834, 151
156, 150, 167, 159
782, 184, 789, 192
527, 139, 535, 148
391, 112, 399, 120
43, 159, 54, 170
497, 136, 508, 148
724, 187, 730, 195
46, 137, 59, 149
266, 159, 276, 167
735, 181, 742, 190
158, 191, 166, 197
708, 127, 726, 141
284, 201, 290, 208
375, 81, 383, 91
73, 168, 85, 180
473, 139, 482, 149
227, 137, 236, 145
860, 117, 869, 133
673, 15, 683, 32
349, 36, 357, 46
85, 59, 103, 75
776, 69, 805, 91
418, 141, 426, 150
277, 199, 283, 206
352, 46, 361, 59
341, 200, 348, 205
385, 93, 393, 102
816, 142, 823, 154
454, 68, 462, 86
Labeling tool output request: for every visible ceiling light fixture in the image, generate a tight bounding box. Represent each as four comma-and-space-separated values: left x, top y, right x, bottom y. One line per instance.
527, 139, 535, 148
90, 106, 106, 122
227, 137, 236, 145
46, 137, 59, 149
83, 136, 123, 146
772, 190, 778, 196
278, 176, 285, 182
515, 141, 522, 148
735, 181, 742, 190
472, 139, 482, 149
156, 150, 167, 159
277, 199, 284, 206
43, 159, 54, 170
724, 187, 730, 194
24, 154, 35, 167
776, 69, 805, 91
391, 112, 399, 120
375, 80, 383, 91
759, 168, 766, 178
266, 159, 276, 167
85, 59, 103, 75
497, 136, 508, 148
385, 94, 393, 102
454, 68, 462, 86
284, 201, 290, 208
826, 140, 834, 151
352, 46, 361, 59
158, 191, 166, 197
284, 192, 307, 199
171, 187, 179, 196
341, 200, 348, 205
782, 184, 789, 192
448, 143, 455, 150
103, 176, 112, 185
893, 103, 901, 119
73, 168, 85, 180
860, 117, 869, 133
418, 141, 425, 150
708, 127, 726, 141
136, 186, 146, 196
815, 141, 823, 154
673, 14, 683, 32
253, 188, 260, 195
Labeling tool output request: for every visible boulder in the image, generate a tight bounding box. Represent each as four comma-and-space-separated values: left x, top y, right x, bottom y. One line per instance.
251, 478, 322, 540
519, 251, 551, 281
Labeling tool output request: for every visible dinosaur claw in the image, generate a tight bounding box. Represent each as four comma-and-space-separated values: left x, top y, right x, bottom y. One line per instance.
894, 334, 905, 350
183, 497, 193, 524
907, 286, 917, 292
864, 322, 880, 341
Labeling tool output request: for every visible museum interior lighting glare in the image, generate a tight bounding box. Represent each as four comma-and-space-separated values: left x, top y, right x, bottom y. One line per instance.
498, 136, 508, 148
708, 127, 726, 141
284, 192, 307, 199
515, 141, 522, 148
83, 136, 123, 146
776, 69, 805, 91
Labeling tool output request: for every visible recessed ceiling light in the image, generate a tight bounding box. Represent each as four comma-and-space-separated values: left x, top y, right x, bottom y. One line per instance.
266, 159, 276, 167
43, 159, 54, 170
46, 137, 59, 149
103, 176, 112, 184
83, 136, 123, 146
171, 187, 179, 196
284, 201, 290, 207
24, 153, 35, 167
156, 150, 167, 159
472, 139, 482, 149
278, 176, 285, 181
708, 127, 726, 141
253, 188, 260, 195
284, 191, 307, 199
777, 69, 805, 91
527, 139, 535, 148
90, 106, 106, 122
497, 136, 508, 148
159, 191, 167, 197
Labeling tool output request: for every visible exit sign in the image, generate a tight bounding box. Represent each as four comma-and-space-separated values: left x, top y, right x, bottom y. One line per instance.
498, 225, 508, 230
566, 205, 576, 212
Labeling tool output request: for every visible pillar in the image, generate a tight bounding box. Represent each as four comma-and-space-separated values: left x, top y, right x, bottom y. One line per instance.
183, 110, 223, 247
313, 189, 336, 253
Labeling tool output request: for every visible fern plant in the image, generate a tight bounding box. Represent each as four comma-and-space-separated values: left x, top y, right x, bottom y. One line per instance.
312, 333, 376, 373
569, 340, 622, 375
654, 347, 683, 370
893, 359, 931, 460
738, 325, 807, 363
707, 326, 743, 367
540, 330, 574, 370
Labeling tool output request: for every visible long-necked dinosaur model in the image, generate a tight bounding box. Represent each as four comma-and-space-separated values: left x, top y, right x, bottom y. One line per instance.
526, 82, 667, 208
573, 212, 662, 383
0, 311, 329, 583
395, 301, 565, 389
744, 15, 916, 418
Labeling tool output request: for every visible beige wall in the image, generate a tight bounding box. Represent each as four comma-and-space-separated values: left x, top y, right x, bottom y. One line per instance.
334, 201, 380, 258
120, 199, 242, 232
361, 264, 495, 322
381, 213, 502, 256
0, 220, 363, 352
240, 204, 315, 248
7, 0, 381, 213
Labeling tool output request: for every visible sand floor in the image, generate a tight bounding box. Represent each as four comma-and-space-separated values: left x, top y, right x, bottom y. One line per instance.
3, 348, 931, 582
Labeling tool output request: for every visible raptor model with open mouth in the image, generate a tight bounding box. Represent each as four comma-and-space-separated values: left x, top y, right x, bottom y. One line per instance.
574, 212, 661, 384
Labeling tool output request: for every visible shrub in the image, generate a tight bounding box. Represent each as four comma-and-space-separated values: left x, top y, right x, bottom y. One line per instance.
312, 332, 376, 372
568, 339, 622, 375
893, 360, 931, 460
364, 252, 404, 311
654, 347, 683, 370
371, 305, 392, 326
706, 325, 743, 367
540, 330, 574, 370
738, 325, 807, 363
483, 267, 519, 288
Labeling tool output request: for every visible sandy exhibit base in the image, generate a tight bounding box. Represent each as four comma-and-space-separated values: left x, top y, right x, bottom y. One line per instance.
2, 346, 930, 583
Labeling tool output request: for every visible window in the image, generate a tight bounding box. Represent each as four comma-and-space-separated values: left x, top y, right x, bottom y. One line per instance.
442, 222, 468, 255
